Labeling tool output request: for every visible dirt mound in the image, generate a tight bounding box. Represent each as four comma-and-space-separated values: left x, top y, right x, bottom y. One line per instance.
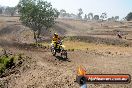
0, 52, 36, 87
0, 51, 28, 85
0, 40, 49, 53
65, 36, 132, 47
0, 25, 20, 36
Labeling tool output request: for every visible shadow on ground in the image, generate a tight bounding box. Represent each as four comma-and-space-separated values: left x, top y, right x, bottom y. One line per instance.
0, 39, 48, 52
55, 56, 71, 62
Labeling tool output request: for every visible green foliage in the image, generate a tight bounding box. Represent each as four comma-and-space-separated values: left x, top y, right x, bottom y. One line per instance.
0, 64, 5, 74
126, 12, 132, 21
18, 0, 59, 39
6, 57, 14, 68
30, 43, 43, 47
0, 55, 15, 74
0, 55, 9, 64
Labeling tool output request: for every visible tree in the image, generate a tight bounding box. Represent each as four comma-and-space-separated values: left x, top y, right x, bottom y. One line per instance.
93, 15, 99, 20
115, 16, 119, 21
100, 13, 107, 21
108, 16, 119, 21
0, 6, 4, 14
60, 9, 66, 17
70, 13, 77, 19
0, 9, 2, 14
88, 13, 93, 20
111, 16, 115, 21
84, 14, 87, 20
66, 13, 71, 17
77, 8, 83, 19
5, 7, 16, 16
18, 0, 59, 44
125, 12, 132, 21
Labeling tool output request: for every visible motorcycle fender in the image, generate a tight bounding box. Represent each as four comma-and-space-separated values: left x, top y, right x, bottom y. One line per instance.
61, 45, 65, 48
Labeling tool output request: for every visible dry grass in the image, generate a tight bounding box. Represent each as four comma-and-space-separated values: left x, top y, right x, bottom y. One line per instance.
40, 40, 132, 56
63, 40, 132, 56
0, 20, 5, 28
0, 17, 19, 22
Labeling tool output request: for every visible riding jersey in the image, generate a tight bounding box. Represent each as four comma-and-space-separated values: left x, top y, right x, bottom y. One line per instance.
52, 36, 60, 43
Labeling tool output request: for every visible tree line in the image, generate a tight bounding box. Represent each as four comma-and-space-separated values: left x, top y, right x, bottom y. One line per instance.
0, 6, 18, 16
59, 9, 132, 21
0, 5, 132, 21
59, 8, 120, 21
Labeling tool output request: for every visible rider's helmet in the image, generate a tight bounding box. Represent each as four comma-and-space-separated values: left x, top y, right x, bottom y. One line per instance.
54, 33, 58, 38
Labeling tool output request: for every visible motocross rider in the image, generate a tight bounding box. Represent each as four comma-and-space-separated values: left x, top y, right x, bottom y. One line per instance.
52, 33, 61, 49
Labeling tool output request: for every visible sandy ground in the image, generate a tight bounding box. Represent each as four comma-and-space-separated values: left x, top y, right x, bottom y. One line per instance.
0, 17, 132, 88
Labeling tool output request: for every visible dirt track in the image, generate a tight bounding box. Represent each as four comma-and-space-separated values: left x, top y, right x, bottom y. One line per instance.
0, 17, 132, 88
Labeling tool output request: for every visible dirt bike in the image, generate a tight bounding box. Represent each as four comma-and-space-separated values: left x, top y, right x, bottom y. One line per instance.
51, 40, 67, 59
117, 34, 122, 39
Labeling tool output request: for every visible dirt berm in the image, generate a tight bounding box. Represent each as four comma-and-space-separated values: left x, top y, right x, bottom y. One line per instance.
65, 36, 132, 47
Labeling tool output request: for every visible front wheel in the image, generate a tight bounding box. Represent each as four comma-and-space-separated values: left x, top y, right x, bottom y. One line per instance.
61, 50, 67, 59
51, 47, 56, 56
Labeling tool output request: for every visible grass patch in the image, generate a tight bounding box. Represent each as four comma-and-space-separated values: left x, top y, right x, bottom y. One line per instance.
31, 39, 132, 55
64, 41, 89, 50
63, 36, 132, 47
30, 42, 50, 47
0, 55, 15, 75
63, 40, 132, 53
40, 42, 50, 46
